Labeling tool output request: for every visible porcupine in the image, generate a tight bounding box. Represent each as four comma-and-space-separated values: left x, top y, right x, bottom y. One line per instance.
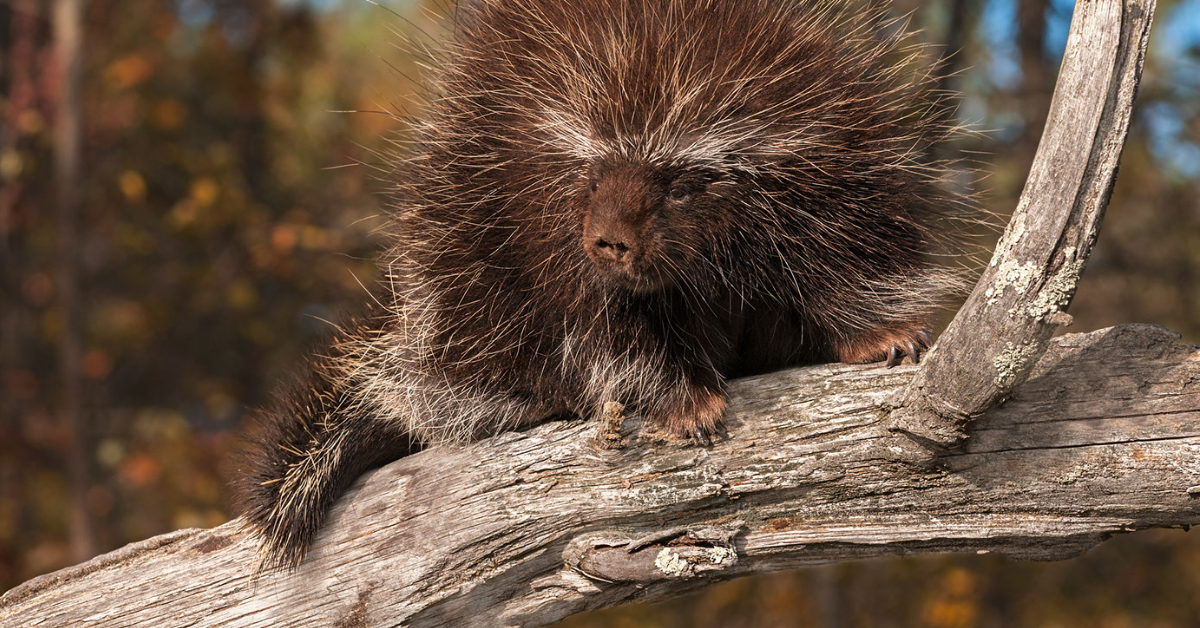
237, 0, 971, 570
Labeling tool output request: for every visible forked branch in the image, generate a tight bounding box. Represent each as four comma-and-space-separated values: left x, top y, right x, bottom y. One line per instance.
893, 0, 1157, 449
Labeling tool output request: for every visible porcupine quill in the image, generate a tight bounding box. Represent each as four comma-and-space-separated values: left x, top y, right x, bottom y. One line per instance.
235, 0, 977, 571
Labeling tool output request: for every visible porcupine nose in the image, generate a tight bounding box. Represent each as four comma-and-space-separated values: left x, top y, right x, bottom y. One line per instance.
585, 216, 642, 268
590, 235, 633, 263
583, 165, 650, 271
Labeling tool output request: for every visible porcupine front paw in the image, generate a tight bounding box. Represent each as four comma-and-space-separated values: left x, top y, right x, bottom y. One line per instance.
835, 325, 934, 368
651, 386, 729, 444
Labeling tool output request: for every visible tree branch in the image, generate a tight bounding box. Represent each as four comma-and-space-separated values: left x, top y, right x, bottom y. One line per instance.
3, 325, 1199, 627
894, 0, 1156, 449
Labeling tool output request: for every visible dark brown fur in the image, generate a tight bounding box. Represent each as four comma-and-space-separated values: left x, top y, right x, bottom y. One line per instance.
237, 0, 970, 570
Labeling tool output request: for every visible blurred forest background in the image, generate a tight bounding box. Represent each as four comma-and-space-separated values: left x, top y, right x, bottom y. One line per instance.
1, 0, 1198, 625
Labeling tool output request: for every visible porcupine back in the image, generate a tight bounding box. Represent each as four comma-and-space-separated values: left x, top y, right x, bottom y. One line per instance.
237, 0, 973, 571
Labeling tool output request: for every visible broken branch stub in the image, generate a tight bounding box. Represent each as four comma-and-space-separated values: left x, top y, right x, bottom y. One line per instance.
893, 0, 1157, 450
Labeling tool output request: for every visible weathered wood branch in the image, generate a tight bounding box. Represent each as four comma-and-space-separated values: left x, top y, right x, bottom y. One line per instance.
895, 0, 1156, 449
3, 325, 1199, 627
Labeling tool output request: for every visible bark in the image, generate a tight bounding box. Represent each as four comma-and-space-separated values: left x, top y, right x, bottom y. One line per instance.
894, 0, 1156, 450
1, 324, 1198, 627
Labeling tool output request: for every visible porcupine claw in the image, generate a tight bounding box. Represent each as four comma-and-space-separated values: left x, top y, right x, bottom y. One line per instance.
905, 340, 921, 365
657, 387, 728, 444
885, 328, 933, 367
693, 419, 729, 445
886, 345, 901, 368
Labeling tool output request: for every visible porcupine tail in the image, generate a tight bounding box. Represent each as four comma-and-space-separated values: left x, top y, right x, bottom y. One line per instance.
235, 316, 418, 572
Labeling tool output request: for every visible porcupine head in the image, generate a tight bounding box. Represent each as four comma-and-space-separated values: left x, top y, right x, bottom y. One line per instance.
237, 0, 970, 572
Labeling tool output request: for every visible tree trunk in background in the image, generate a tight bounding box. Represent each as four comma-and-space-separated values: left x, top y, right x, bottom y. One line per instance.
1170, 184, 1198, 337
0, 1, 33, 580
1, 2, 39, 354
811, 566, 842, 628
1016, 0, 1052, 165
214, 0, 276, 205
52, 0, 95, 565
934, 0, 974, 162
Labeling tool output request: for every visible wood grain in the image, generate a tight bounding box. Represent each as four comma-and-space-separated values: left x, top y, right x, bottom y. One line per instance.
895, 0, 1157, 449
3, 325, 1198, 628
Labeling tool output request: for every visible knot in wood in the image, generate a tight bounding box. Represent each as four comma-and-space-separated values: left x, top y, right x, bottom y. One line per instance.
564, 522, 744, 583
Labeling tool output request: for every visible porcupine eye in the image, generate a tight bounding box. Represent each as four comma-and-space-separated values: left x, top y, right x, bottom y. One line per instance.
666, 178, 703, 203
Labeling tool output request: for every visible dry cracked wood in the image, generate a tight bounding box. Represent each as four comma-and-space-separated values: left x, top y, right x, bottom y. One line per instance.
3, 324, 1199, 627
895, 0, 1157, 449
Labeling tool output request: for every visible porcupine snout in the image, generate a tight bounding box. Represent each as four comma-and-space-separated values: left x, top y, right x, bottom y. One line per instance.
585, 221, 639, 265
582, 162, 666, 291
